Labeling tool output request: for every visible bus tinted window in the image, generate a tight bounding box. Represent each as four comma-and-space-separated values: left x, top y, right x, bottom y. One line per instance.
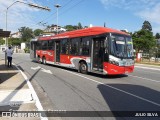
37, 41, 42, 50
42, 41, 48, 50
31, 42, 34, 50
61, 39, 69, 54
70, 38, 80, 55
48, 40, 54, 50
80, 37, 90, 56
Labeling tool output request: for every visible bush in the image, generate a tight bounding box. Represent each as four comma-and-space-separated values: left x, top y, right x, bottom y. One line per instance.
24, 48, 30, 53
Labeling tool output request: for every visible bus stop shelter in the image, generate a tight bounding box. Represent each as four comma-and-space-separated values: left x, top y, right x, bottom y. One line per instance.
0, 29, 10, 37
0, 29, 11, 65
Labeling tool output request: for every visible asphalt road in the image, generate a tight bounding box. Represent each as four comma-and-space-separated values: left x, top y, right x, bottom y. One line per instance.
1, 53, 160, 120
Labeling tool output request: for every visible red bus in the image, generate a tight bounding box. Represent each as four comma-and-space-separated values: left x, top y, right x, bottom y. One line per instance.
30, 27, 134, 75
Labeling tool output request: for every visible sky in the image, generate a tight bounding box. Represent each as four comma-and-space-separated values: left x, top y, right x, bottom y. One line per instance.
0, 0, 160, 34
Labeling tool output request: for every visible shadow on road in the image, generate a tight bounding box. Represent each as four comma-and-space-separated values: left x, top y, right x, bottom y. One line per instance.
97, 84, 160, 119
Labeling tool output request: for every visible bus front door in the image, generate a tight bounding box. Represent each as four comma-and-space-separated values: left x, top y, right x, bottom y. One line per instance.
55, 41, 60, 63
93, 38, 105, 71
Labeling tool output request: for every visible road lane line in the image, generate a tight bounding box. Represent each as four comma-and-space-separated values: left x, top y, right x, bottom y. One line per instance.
62, 69, 160, 107
135, 66, 160, 71
128, 74, 160, 83
15, 64, 48, 120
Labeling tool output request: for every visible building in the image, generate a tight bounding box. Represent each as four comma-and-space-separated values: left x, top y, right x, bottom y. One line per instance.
10, 32, 21, 38
43, 24, 66, 34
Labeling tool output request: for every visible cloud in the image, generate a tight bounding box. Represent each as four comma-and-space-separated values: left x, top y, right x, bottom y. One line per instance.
100, 0, 160, 33
136, 3, 160, 33
0, 0, 44, 33
100, 0, 159, 10
136, 3, 160, 25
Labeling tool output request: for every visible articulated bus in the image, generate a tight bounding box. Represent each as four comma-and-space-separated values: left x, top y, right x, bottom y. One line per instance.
30, 27, 134, 75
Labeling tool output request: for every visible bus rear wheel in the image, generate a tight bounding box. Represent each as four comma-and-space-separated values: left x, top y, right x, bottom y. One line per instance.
80, 62, 88, 74
37, 56, 41, 63
42, 57, 46, 64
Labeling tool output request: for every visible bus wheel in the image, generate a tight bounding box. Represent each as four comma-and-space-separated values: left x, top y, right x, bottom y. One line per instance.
42, 57, 46, 64
80, 62, 88, 74
37, 57, 41, 63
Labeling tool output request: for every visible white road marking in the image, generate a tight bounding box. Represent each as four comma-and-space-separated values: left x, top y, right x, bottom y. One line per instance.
16, 65, 48, 120
128, 74, 160, 83
31, 66, 41, 70
62, 69, 160, 107
135, 66, 160, 71
31, 66, 52, 74
41, 68, 52, 74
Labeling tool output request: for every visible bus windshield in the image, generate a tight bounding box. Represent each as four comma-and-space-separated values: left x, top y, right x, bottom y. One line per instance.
110, 34, 133, 59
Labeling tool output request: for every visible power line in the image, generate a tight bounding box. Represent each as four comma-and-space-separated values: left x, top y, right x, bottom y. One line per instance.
35, 0, 72, 23
24, 0, 85, 29
58, 0, 84, 17
36, 0, 74, 24
39, 0, 84, 25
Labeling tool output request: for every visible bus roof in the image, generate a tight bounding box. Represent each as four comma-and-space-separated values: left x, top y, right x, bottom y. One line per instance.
38, 27, 129, 41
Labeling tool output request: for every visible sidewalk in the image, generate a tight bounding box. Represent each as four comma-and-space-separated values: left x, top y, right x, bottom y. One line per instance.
0, 59, 40, 120
135, 61, 160, 66
135, 62, 160, 68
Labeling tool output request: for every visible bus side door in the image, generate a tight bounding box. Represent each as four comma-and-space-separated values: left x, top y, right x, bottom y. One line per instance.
92, 37, 105, 71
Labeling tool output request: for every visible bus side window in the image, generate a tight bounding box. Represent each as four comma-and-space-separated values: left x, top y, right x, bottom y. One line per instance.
31, 42, 33, 50
61, 39, 68, 54
48, 40, 54, 50
70, 38, 80, 55
37, 41, 42, 50
42, 41, 48, 50
80, 37, 90, 56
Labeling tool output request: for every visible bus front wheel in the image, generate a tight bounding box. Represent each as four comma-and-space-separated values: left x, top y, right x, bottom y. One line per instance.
80, 62, 88, 74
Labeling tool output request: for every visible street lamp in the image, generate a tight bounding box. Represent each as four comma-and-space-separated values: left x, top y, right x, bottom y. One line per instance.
54, 4, 61, 34
5, 0, 50, 47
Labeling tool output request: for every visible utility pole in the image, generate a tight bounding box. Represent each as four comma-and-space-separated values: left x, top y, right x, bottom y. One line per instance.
54, 4, 61, 34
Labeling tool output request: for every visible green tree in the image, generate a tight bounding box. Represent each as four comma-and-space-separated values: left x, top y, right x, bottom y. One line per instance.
132, 29, 155, 52
64, 23, 84, 31
155, 33, 160, 39
34, 29, 43, 36
19, 27, 33, 42
64, 25, 77, 31
0, 37, 5, 45
142, 20, 152, 31
78, 22, 83, 29
8, 38, 21, 46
